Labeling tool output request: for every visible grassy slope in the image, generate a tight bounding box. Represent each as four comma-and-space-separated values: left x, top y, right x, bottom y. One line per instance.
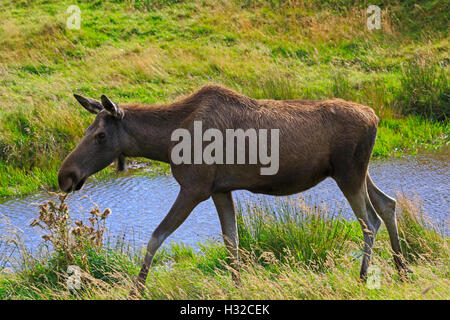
0, 0, 448, 197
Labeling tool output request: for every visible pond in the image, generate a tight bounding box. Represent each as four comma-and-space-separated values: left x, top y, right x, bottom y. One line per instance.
0, 150, 448, 260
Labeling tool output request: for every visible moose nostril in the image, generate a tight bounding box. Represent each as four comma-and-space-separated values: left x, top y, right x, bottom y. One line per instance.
58, 170, 78, 193
58, 175, 72, 193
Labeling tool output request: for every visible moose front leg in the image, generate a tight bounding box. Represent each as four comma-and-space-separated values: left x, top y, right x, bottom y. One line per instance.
212, 191, 240, 284
133, 188, 206, 293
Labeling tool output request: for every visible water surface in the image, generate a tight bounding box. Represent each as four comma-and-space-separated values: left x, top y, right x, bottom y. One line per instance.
0, 151, 448, 256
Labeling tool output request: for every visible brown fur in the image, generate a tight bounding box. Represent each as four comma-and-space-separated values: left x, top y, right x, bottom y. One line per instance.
59, 84, 410, 292
117, 85, 379, 197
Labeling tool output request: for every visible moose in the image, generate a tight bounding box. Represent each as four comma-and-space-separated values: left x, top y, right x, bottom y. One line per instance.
58, 84, 410, 291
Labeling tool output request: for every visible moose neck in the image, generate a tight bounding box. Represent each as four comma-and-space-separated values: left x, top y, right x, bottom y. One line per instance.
121, 102, 195, 163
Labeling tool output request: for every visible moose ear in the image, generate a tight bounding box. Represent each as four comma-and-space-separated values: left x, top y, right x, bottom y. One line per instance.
73, 94, 103, 114
101, 95, 124, 119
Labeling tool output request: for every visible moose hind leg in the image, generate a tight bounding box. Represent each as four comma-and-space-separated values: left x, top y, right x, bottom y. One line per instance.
366, 174, 411, 276
338, 179, 381, 282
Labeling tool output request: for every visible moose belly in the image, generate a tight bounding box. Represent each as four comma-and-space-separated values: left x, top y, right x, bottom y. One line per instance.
214, 164, 331, 196
245, 173, 329, 196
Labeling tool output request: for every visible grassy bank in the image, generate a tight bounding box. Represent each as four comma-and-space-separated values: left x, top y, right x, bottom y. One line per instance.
0, 0, 449, 197
0, 194, 448, 300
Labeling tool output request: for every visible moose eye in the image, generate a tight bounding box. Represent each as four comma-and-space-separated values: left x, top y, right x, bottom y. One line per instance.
96, 132, 106, 142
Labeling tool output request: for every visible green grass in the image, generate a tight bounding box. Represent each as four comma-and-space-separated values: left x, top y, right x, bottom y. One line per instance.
0, 194, 448, 300
237, 198, 361, 270
374, 116, 448, 156
0, 0, 448, 197
395, 55, 449, 120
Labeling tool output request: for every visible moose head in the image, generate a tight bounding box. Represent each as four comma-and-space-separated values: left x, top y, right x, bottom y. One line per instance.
58, 94, 127, 193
